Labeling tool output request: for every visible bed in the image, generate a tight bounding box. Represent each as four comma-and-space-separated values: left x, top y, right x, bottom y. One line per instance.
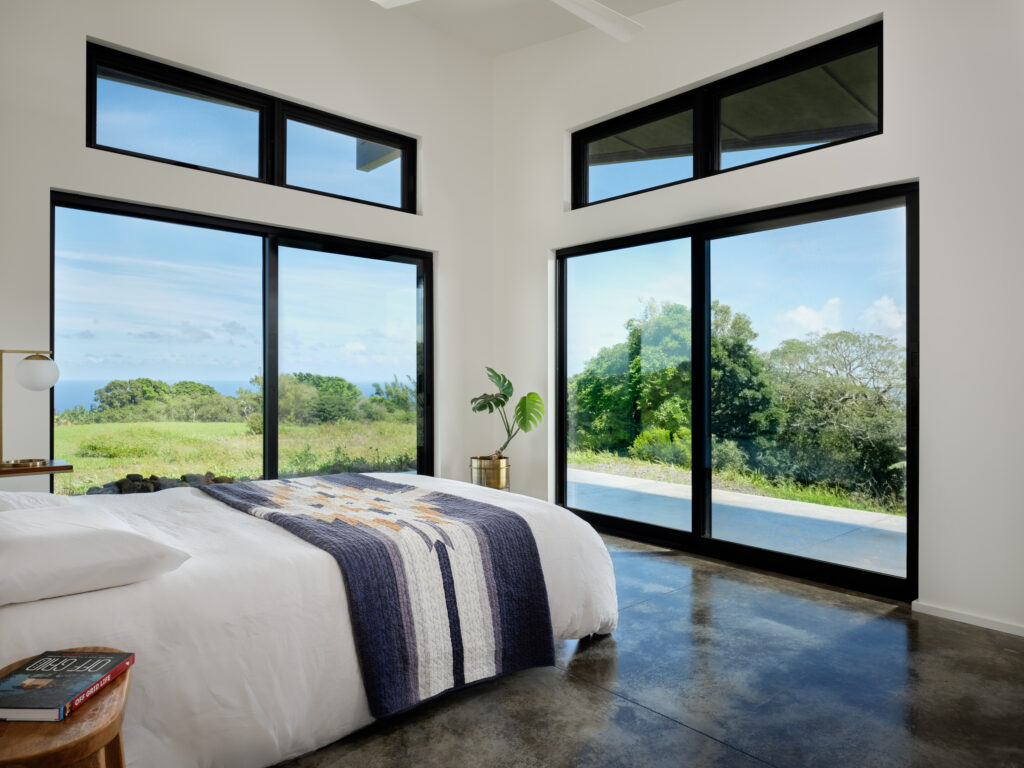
0, 473, 618, 767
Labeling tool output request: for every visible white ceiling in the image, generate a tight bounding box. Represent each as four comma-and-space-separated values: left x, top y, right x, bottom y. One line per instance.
381, 0, 680, 54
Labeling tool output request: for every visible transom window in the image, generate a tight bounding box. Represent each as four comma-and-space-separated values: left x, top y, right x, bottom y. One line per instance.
572, 22, 881, 207
87, 44, 416, 212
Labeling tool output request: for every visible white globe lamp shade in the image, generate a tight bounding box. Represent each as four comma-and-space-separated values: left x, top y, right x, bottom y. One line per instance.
16, 354, 60, 391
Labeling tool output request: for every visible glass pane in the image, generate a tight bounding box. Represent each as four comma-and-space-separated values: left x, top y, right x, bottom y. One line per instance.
95, 67, 260, 176
719, 48, 878, 170
53, 208, 264, 495
587, 109, 693, 203
709, 207, 907, 576
566, 239, 692, 531
286, 119, 404, 208
278, 246, 420, 476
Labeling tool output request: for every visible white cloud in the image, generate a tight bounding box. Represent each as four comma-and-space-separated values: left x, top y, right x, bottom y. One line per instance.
859, 296, 905, 336
780, 297, 841, 337
343, 342, 367, 354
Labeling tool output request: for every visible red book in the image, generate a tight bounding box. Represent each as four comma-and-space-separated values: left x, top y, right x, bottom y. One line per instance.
0, 650, 134, 721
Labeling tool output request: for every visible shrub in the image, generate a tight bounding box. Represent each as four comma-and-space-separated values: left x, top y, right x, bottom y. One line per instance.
79, 435, 160, 460
629, 428, 691, 467
358, 401, 388, 422
711, 436, 748, 472
246, 413, 264, 435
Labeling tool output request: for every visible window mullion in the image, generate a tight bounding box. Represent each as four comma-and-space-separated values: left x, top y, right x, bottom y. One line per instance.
264, 235, 279, 480
691, 234, 711, 537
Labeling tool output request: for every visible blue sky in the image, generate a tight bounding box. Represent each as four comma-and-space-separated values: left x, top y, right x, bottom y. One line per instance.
567, 206, 905, 376
285, 120, 402, 207
72, 75, 414, 390
91, 69, 902, 386
587, 143, 821, 202
278, 246, 417, 382
97, 71, 259, 176
97, 72, 402, 206
54, 208, 418, 387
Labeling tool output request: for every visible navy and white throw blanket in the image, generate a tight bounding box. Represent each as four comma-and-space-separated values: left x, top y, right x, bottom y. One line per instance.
201, 473, 554, 717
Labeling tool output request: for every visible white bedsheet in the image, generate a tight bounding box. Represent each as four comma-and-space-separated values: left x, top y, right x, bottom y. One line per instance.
0, 474, 617, 767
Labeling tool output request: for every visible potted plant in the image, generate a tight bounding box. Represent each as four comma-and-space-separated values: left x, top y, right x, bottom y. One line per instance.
470, 368, 545, 490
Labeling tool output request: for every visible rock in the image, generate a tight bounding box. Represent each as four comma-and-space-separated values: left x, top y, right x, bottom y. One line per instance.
96, 471, 236, 494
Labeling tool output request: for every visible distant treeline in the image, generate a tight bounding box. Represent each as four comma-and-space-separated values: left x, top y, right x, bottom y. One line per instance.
57, 373, 417, 434
569, 301, 907, 510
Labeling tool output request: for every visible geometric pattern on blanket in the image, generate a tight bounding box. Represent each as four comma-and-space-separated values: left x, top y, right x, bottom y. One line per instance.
200, 473, 554, 717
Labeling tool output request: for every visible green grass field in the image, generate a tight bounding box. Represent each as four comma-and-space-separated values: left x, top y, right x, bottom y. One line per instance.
54, 420, 417, 495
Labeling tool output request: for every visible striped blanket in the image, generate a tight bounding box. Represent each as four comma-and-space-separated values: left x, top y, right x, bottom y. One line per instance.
200, 473, 554, 717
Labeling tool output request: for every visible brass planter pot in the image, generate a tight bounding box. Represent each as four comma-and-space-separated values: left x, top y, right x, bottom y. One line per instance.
470, 456, 510, 491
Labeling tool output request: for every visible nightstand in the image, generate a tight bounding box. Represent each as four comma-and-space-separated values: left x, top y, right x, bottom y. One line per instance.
0, 646, 131, 768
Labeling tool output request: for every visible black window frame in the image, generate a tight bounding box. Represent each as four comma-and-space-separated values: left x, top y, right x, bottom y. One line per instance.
49, 191, 434, 484
571, 22, 882, 208
556, 183, 918, 603
278, 103, 416, 212
86, 43, 417, 213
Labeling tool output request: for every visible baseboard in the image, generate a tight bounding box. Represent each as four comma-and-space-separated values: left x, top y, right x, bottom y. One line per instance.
912, 601, 1024, 638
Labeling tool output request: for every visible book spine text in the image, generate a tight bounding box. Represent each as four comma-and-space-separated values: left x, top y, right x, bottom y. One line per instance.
67, 654, 134, 716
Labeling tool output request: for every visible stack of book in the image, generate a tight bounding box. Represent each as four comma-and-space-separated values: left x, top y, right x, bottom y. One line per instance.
0, 650, 134, 722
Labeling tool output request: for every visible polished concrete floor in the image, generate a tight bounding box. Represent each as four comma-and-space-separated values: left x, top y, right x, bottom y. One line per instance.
278, 535, 1024, 768
568, 469, 907, 576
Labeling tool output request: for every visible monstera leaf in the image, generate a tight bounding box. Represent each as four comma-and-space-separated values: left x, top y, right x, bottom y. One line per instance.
471, 368, 546, 456
471, 392, 505, 413
514, 392, 545, 433
486, 367, 513, 399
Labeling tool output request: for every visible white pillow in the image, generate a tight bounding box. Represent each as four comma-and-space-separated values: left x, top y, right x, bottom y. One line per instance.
0, 505, 190, 607
0, 490, 74, 511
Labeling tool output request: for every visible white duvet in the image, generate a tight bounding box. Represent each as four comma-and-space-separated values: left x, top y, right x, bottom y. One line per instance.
0, 475, 617, 767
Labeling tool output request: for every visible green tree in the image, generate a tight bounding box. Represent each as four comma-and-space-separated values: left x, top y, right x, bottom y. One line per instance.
93, 378, 171, 411
762, 330, 906, 501
170, 380, 219, 398
370, 375, 416, 416
279, 374, 319, 424
569, 301, 693, 454
293, 372, 362, 422
710, 300, 780, 443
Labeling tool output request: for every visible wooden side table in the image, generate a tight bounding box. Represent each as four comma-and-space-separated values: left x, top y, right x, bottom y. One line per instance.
0, 646, 131, 768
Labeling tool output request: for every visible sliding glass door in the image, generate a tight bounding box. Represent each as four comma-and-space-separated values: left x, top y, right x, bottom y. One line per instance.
558, 186, 916, 599
709, 207, 908, 577
564, 239, 692, 531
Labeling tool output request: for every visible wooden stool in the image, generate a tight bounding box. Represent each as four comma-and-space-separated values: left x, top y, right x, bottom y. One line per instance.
0, 646, 131, 768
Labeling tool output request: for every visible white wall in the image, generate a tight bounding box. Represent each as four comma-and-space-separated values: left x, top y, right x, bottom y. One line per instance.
2, 0, 1022, 635
0, 0, 500, 490
491, 0, 1024, 633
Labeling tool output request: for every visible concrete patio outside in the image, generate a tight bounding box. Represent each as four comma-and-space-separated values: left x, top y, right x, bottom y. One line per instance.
567, 468, 906, 577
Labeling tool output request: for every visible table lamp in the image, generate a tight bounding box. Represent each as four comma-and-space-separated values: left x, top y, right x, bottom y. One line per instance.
0, 349, 60, 469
